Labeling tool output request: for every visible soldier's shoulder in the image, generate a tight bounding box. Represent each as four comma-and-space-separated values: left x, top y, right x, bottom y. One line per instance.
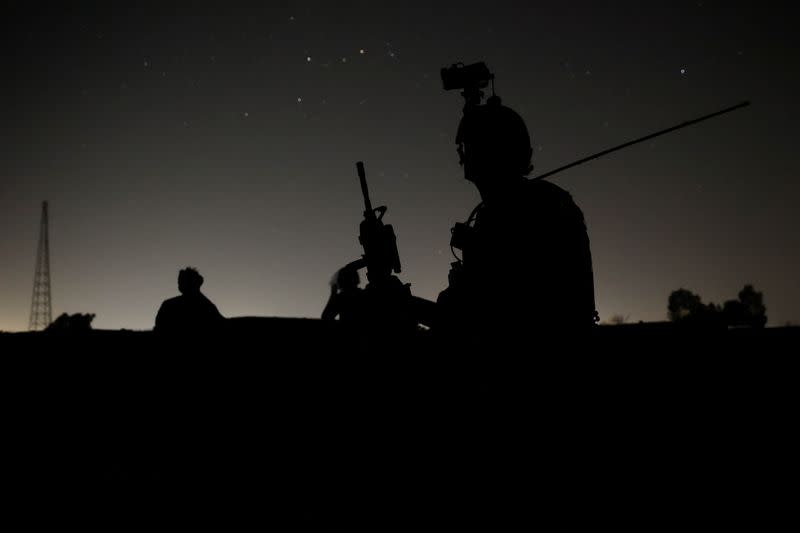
524, 179, 577, 208
159, 295, 183, 308
525, 178, 571, 197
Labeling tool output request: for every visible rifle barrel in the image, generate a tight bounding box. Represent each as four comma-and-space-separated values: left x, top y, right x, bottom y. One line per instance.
356, 161, 373, 214
533, 101, 750, 181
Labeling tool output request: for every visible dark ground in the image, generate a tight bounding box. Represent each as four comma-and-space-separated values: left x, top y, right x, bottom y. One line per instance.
3, 320, 797, 530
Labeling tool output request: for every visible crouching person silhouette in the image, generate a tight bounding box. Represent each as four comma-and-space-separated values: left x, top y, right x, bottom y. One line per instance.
322, 261, 366, 322
155, 267, 225, 334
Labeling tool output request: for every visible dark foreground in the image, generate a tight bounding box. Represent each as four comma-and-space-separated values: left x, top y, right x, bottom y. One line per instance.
3, 319, 798, 530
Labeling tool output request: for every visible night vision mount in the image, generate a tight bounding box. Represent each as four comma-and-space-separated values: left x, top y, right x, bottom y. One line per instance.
441, 61, 496, 108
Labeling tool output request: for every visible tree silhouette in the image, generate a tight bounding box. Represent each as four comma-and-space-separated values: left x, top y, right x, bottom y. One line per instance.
667, 289, 703, 322
45, 312, 95, 333
669, 285, 767, 328
608, 314, 629, 325
722, 285, 767, 328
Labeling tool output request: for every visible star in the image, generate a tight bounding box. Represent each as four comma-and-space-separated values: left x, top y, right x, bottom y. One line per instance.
297, 97, 303, 103
243, 112, 249, 118
359, 49, 365, 54
680, 68, 686, 74
306, 56, 312, 62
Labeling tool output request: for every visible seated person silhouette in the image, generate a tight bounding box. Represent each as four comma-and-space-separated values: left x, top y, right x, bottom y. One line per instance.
322, 261, 365, 322
155, 267, 224, 333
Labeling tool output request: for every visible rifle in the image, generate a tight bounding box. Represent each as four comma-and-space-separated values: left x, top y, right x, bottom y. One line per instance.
356, 161, 402, 284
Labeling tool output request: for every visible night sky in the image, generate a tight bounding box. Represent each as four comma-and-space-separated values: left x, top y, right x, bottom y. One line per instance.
2, 1, 798, 331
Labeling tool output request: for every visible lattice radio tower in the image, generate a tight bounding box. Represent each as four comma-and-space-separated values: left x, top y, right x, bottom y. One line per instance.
29, 201, 52, 331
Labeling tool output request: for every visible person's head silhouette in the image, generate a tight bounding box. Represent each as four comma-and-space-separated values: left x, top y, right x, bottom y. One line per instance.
178, 267, 204, 295
455, 96, 533, 199
336, 266, 361, 292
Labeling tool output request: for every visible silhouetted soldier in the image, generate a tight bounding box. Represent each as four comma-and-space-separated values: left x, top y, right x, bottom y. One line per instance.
155, 267, 225, 333
322, 261, 366, 322
331, 161, 436, 337
436, 91, 597, 335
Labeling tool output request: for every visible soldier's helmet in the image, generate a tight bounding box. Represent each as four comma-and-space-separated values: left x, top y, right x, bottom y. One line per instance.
455, 96, 533, 183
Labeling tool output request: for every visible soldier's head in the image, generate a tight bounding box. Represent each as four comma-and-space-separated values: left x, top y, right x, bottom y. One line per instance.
336, 265, 361, 291
178, 267, 204, 295
455, 96, 533, 195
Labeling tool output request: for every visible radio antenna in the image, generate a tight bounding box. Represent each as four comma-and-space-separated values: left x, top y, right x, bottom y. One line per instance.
532, 101, 751, 181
